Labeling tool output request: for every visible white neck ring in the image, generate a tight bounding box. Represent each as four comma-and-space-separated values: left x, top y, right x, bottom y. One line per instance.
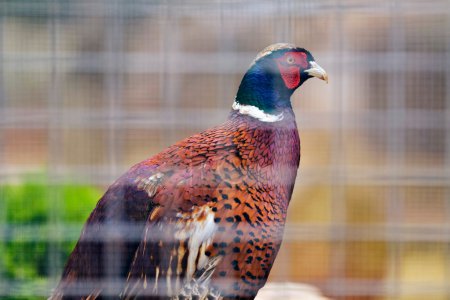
232, 101, 284, 123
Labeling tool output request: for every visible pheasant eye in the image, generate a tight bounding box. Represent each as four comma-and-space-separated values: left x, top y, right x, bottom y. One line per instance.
286, 56, 295, 65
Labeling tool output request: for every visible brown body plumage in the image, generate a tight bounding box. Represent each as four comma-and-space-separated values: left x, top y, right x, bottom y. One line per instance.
51, 43, 327, 300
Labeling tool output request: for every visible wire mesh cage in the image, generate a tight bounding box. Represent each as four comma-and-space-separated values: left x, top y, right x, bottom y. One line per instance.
0, 0, 449, 299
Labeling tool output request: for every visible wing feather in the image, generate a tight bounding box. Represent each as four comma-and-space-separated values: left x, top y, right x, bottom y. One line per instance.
50, 168, 160, 299
121, 163, 222, 298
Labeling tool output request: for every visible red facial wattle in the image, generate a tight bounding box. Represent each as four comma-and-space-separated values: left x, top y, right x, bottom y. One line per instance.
275, 52, 308, 90
277, 65, 301, 89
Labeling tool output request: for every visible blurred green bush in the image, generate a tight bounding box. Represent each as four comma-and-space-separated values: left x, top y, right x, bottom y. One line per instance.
0, 175, 101, 299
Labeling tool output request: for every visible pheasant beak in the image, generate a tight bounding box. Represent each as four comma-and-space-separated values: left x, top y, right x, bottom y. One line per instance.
305, 61, 328, 83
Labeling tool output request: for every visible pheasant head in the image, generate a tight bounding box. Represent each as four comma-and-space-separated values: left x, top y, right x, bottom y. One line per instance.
234, 43, 328, 120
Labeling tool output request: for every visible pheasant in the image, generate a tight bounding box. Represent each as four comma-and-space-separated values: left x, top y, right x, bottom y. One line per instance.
50, 43, 328, 300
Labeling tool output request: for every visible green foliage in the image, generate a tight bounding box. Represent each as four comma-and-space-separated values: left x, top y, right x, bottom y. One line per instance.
0, 175, 101, 298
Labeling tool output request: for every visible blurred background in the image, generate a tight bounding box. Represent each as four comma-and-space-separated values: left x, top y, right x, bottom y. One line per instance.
0, 0, 449, 299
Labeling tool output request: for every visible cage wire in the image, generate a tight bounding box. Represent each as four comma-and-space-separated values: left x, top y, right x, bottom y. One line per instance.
0, 0, 450, 299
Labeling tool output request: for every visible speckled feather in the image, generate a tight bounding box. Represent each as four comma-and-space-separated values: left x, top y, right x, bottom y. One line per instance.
51, 110, 299, 300
126, 110, 300, 298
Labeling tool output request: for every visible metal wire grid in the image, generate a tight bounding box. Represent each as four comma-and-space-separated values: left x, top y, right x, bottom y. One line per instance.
0, 0, 449, 298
